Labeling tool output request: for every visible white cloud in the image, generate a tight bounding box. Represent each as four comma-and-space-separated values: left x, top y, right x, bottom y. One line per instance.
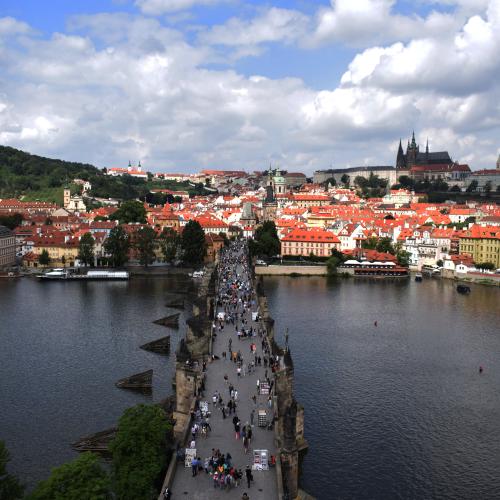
340, 4, 500, 96
306, 0, 457, 47
1, 2, 500, 173
0, 17, 33, 37
135, 0, 224, 15
200, 7, 309, 47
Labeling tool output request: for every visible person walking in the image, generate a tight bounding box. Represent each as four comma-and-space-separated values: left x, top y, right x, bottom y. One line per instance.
245, 465, 253, 488
250, 409, 255, 426
242, 493, 249, 500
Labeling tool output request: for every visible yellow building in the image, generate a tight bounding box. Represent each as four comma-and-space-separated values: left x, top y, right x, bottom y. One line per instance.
29, 234, 80, 267
459, 226, 500, 267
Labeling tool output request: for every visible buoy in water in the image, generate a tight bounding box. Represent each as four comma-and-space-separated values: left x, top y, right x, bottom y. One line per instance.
479, 366, 483, 374
374, 321, 378, 327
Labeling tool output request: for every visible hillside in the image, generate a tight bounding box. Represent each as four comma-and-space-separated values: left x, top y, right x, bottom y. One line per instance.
0, 145, 207, 203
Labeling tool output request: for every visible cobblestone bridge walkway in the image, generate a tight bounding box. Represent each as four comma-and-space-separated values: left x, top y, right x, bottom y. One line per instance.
170, 242, 278, 500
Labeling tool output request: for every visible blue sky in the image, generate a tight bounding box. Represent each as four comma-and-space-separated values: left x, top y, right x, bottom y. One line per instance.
0, 0, 498, 172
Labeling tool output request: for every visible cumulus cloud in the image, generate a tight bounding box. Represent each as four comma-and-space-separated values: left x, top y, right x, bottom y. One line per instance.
1, 1, 500, 172
340, 3, 500, 96
306, 0, 457, 47
136, 0, 224, 15
200, 7, 309, 47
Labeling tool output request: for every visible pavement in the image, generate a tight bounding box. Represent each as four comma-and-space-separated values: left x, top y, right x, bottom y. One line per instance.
169, 244, 278, 500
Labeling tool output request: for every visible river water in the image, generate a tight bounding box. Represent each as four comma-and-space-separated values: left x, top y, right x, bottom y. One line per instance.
1, 275, 500, 499
263, 276, 500, 500
0, 275, 192, 491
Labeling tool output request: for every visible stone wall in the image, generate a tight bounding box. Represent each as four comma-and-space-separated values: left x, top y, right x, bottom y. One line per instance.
255, 265, 327, 276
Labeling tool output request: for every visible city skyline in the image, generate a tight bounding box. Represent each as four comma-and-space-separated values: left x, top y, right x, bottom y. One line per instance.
1, 0, 500, 173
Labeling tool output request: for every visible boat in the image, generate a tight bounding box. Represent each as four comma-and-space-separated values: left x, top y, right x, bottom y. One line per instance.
457, 284, 471, 294
38, 269, 129, 280
415, 273, 423, 282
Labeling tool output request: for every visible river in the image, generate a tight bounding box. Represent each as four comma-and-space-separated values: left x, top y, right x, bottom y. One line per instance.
0, 275, 191, 491
263, 276, 500, 500
1, 275, 500, 499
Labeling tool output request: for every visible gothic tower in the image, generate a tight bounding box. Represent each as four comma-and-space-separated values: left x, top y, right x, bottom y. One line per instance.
406, 131, 419, 168
497, 153, 500, 171
396, 139, 405, 169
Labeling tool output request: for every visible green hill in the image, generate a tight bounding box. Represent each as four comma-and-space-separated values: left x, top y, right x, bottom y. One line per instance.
0, 145, 208, 203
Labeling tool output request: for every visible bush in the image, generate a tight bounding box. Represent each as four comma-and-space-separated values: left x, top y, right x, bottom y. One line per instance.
109, 404, 172, 500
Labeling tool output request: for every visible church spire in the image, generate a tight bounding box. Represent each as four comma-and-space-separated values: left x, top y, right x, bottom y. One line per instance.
497, 153, 500, 170
411, 130, 417, 149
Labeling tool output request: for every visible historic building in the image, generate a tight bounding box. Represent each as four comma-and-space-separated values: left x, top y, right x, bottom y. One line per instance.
396, 132, 471, 181
0, 225, 16, 269
63, 188, 87, 212
459, 226, 500, 267
281, 228, 340, 257
313, 166, 397, 187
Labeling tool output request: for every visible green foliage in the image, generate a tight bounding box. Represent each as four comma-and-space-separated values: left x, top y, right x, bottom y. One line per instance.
326, 249, 347, 276
340, 173, 350, 186
476, 262, 495, 270
104, 226, 130, 267
135, 226, 157, 267
28, 452, 110, 500
362, 237, 395, 254
110, 200, 147, 224
396, 250, 411, 267
0, 441, 24, 500
354, 173, 388, 198
0, 145, 209, 202
0, 213, 23, 230
109, 404, 172, 500
466, 180, 478, 192
249, 221, 281, 258
78, 233, 95, 267
159, 227, 179, 263
181, 220, 206, 266
39, 249, 50, 267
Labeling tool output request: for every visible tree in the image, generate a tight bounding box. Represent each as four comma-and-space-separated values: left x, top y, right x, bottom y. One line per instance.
0, 441, 24, 500
476, 262, 495, 270
39, 249, 50, 267
0, 213, 23, 230
61, 255, 66, 268
376, 237, 394, 254
398, 175, 414, 189
450, 184, 461, 192
484, 181, 492, 195
218, 231, 229, 247
28, 452, 110, 500
340, 173, 350, 186
78, 233, 95, 267
135, 226, 157, 267
466, 180, 478, 192
109, 404, 172, 500
249, 221, 281, 258
104, 226, 130, 267
181, 220, 206, 266
159, 227, 179, 263
110, 200, 147, 224
362, 237, 378, 250
396, 250, 411, 267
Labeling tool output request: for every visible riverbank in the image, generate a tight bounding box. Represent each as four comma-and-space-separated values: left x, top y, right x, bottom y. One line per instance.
255, 265, 327, 276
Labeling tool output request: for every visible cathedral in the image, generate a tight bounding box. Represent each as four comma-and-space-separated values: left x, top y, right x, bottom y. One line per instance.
396, 132, 453, 170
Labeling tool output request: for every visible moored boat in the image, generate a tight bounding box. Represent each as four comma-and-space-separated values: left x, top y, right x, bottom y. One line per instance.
38, 269, 129, 280
457, 284, 471, 294
415, 273, 423, 282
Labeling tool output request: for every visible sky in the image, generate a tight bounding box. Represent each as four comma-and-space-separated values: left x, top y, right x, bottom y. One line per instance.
1, 0, 499, 174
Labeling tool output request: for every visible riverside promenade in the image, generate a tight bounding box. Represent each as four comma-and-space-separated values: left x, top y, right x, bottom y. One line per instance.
169, 242, 278, 499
